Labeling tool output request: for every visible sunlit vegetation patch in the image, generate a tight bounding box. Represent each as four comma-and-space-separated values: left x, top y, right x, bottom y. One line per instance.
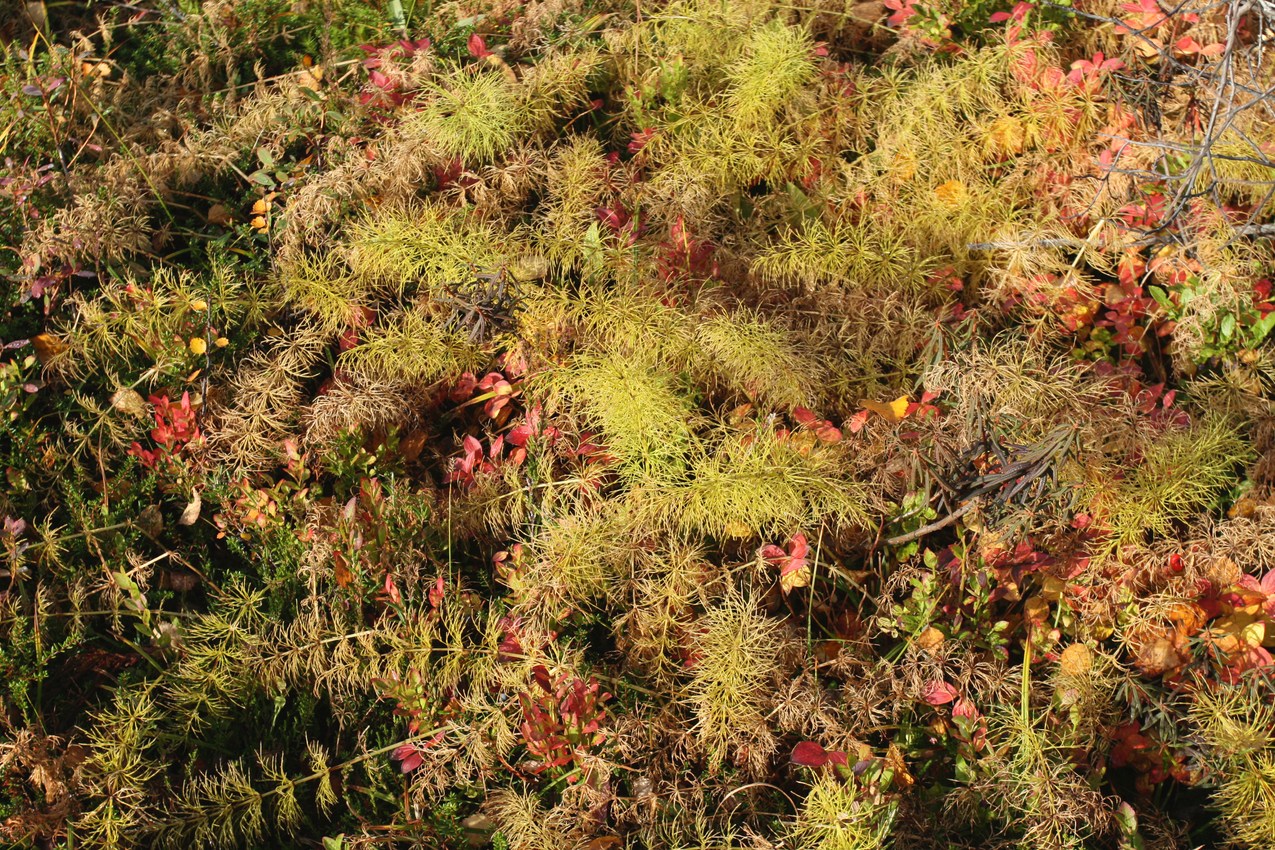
2, 0, 1275, 848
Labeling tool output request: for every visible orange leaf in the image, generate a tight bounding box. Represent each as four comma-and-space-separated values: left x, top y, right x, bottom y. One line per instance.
31, 333, 68, 364
858, 395, 910, 423
334, 551, 353, 588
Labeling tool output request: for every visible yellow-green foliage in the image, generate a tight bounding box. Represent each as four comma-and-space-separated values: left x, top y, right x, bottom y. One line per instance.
338, 309, 475, 385
516, 506, 630, 617
620, 0, 768, 99
751, 219, 930, 292
661, 425, 867, 539
692, 310, 821, 409
1190, 684, 1275, 848
551, 279, 694, 360
1188, 135, 1275, 214
843, 42, 1102, 274
537, 136, 609, 271
20, 1, 1275, 848
1094, 415, 1251, 548
686, 591, 782, 769
1211, 755, 1275, 848
725, 20, 815, 129
788, 776, 898, 850
645, 108, 810, 219
344, 203, 508, 295
485, 787, 584, 850
618, 545, 704, 685
52, 265, 266, 385
279, 252, 368, 334
954, 693, 1114, 850
1191, 683, 1275, 759
546, 353, 694, 481
518, 46, 607, 134
409, 65, 524, 164
74, 688, 163, 847
614, 4, 826, 218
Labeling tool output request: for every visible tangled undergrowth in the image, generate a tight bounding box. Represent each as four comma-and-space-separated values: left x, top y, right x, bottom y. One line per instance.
3, 0, 1275, 848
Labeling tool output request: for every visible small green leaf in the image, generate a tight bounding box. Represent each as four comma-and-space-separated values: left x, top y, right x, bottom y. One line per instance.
1148, 285, 1173, 311
1219, 313, 1236, 341
1251, 310, 1275, 344
113, 571, 138, 594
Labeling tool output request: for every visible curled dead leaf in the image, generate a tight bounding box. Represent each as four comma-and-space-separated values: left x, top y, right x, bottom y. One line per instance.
178, 491, 202, 526
1132, 631, 1184, 677
207, 203, 232, 226
916, 626, 945, 651
31, 333, 68, 364
110, 388, 147, 418
885, 743, 914, 787
1059, 643, 1093, 676
1024, 595, 1050, 625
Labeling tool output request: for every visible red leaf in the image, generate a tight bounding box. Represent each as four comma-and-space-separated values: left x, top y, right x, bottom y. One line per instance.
628, 128, 656, 153
760, 544, 787, 563
508, 423, 535, 447
393, 743, 424, 773
792, 406, 819, 427
468, 33, 492, 58
815, 423, 843, 443
789, 534, 809, 563
791, 741, 830, 766
922, 680, 960, 706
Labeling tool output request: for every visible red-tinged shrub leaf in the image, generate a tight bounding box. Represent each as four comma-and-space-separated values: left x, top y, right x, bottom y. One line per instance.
450, 372, 478, 402
789, 534, 809, 563
815, 423, 842, 442
508, 423, 534, 447
468, 33, 492, 58
393, 744, 424, 773
759, 544, 786, 563
922, 680, 960, 705
791, 741, 830, 766
792, 406, 819, 426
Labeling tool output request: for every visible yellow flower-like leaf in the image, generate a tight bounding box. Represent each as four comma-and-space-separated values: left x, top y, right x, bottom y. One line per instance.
984, 116, 1025, 156
780, 564, 811, 593
934, 180, 969, 208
